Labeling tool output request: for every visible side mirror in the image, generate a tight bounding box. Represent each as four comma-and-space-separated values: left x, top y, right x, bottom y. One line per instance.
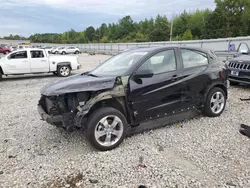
135, 69, 154, 78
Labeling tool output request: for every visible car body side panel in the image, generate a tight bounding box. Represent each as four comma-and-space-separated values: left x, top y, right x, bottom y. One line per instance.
181, 65, 211, 107
128, 70, 185, 122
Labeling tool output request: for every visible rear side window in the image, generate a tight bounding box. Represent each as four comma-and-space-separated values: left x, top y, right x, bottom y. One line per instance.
181, 49, 208, 68
30, 50, 45, 58
9, 51, 27, 59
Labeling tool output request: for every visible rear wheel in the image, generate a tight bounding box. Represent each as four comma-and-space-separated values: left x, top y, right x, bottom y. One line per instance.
75, 51, 79, 54
85, 107, 128, 151
202, 87, 226, 117
57, 65, 71, 77
61, 51, 66, 55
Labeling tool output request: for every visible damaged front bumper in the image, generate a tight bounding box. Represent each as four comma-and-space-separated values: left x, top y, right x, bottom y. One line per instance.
38, 105, 63, 125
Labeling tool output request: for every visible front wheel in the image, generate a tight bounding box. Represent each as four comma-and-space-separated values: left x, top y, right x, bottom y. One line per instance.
61, 51, 66, 55
75, 51, 79, 54
85, 107, 128, 151
202, 87, 226, 117
57, 65, 71, 77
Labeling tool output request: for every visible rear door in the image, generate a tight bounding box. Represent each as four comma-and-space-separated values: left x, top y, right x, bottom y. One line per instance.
129, 48, 185, 122
5, 51, 30, 74
30, 50, 49, 73
179, 48, 211, 108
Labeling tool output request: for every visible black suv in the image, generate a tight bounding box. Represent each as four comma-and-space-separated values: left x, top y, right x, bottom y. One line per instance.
226, 42, 250, 85
38, 47, 229, 151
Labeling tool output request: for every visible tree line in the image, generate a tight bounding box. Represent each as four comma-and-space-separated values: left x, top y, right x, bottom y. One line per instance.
1, 0, 250, 44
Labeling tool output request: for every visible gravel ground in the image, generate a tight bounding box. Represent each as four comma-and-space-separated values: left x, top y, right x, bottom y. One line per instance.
1, 53, 250, 188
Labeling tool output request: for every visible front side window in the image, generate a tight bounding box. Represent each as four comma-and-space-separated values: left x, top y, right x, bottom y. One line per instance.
181, 49, 208, 68
31, 50, 45, 58
137, 50, 177, 74
9, 51, 27, 59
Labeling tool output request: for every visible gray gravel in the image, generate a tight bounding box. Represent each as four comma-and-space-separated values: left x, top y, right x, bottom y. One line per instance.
1, 53, 250, 188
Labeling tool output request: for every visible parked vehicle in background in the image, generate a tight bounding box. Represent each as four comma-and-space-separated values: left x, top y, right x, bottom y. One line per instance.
58, 46, 80, 55
0, 46, 11, 54
0, 48, 81, 80
38, 46, 229, 151
41, 46, 53, 54
51, 47, 65, 54
226, 42, 250, 85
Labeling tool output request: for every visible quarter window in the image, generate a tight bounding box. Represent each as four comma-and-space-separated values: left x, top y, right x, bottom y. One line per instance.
9, 51, 27, 59
181, 49, 208, 68
137, 50, 177, 74
30, 50, 45, 58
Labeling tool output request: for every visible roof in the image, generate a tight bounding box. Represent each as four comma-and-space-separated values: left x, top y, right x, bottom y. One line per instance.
125, 46, 212, 54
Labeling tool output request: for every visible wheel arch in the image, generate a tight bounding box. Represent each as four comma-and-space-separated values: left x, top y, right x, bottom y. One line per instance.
203, 82, 228, 105
86, 97, 130, 123
57, 62, 72, 70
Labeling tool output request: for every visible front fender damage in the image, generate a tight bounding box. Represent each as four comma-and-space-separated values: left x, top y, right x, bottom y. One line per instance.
74, 76, 129, 127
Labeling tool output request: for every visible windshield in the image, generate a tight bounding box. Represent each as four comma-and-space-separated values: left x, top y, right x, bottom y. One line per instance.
90, 51, 148, 77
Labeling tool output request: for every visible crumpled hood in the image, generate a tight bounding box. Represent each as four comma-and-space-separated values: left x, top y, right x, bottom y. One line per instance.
40, 74, 117, 96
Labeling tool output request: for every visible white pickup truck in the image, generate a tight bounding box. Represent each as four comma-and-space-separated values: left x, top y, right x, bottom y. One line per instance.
0, 48, 81, 80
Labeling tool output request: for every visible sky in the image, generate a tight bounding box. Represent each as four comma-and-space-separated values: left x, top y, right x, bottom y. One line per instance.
0, 0, 216, 37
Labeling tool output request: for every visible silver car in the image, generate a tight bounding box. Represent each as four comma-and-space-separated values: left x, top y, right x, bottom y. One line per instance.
58, 46, 80, 55
51, 47, 65, 54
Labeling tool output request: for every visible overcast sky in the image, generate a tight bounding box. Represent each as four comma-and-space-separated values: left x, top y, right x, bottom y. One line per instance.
0, 0, 215, 37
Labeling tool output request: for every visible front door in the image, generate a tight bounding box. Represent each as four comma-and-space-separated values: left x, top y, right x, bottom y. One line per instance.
5, 51, 30, 74
129, 49, 185, 122
30, 50, 49, 72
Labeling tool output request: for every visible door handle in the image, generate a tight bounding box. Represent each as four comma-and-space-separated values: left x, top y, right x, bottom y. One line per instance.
41, 60, 46, 62
171, 75, 178, 81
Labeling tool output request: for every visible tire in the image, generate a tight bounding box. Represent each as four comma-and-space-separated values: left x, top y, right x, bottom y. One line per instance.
61, 51, 66, 55
75, 51, 79, 54
202, 87, 226, 117
55, 51, 58, 54
85, 107, 128, 151
0, 72, 2, 81
57, 65, 71, 77
4, 51, 9, 55
229, 81, 239, 86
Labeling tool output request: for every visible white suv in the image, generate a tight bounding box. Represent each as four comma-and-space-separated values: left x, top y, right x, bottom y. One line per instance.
58, 46, 80, 55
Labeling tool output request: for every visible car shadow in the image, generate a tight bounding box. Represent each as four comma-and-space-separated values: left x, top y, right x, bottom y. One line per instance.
1, 73, 78, 82
1, 74, 57, 81
127, 110, 201, 136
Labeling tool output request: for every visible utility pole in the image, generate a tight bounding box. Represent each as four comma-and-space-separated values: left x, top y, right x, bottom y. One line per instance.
170, 19, 173, 41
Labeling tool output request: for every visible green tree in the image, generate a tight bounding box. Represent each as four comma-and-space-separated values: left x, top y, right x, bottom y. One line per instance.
85, 26, 95, 42
181, 29, 193, 40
